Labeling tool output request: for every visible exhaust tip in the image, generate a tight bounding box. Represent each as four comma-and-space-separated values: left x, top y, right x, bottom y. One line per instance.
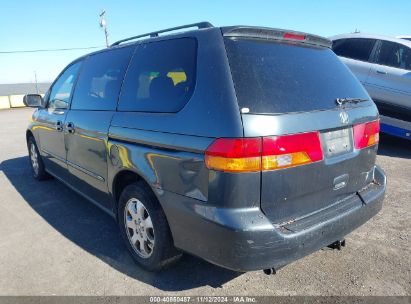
263, 268, 276, 275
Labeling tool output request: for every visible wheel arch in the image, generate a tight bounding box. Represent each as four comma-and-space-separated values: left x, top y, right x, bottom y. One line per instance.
112, 168, 179, 246
112, 169, 162, 220
26, 129, 34, 142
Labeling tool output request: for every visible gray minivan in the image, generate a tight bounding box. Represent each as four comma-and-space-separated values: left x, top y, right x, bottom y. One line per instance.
23, 23, 386, 273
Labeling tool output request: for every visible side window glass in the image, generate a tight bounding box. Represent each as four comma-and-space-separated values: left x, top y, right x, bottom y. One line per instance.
332, 38, 375, 61
48, 61, 82, 110
376, 41, 411, 70
71, 46, 134, 111
118, 38, 197, 113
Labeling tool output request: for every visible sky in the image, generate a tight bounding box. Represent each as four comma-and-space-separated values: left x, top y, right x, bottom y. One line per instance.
0, 0, 410, 84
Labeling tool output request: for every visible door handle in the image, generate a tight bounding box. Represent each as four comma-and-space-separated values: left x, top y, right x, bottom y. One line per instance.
376, 70, 387, 75
56, 120, 63, 132
66, 122, 75, 134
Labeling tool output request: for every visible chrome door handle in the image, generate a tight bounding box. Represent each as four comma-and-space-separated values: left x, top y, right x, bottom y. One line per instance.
66, 122, 75, 134
56, 120, 63, 132
376, 70, 387, 75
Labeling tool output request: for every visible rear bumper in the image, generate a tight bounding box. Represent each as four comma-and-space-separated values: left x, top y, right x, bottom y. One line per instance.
161, 165, 386, 272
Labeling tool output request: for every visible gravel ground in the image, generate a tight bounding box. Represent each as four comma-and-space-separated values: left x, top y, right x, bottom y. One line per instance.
0, 108, 410, 296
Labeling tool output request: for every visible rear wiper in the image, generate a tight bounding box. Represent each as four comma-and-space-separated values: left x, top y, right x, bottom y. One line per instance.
336, 98, 369, 106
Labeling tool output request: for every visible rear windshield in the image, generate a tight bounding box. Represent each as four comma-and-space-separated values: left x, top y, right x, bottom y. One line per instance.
224, 38, 371, 114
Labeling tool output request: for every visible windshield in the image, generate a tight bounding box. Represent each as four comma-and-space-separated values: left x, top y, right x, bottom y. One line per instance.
224, 38, 372, 114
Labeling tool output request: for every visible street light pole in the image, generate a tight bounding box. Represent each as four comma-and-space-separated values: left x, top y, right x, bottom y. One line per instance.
99, 10, 109, 47
34, 71, 39, 94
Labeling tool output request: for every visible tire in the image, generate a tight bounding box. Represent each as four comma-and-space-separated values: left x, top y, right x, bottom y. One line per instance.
27, 136, 49, 181
118, 181, 181, 271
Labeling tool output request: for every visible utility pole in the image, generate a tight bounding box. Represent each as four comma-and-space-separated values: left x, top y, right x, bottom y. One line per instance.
99, 10, 109, 47
34, 71, 39, 94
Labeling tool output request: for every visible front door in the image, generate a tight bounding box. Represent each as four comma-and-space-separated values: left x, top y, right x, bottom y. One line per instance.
332, 38, 377, 84
36, 61, 82, 182
366, 40, 411, 113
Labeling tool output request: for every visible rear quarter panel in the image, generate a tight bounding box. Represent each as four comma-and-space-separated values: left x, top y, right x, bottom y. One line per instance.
107, 128, 212, 202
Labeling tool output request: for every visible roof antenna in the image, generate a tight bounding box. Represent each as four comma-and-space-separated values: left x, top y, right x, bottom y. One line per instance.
353, 28, 360, 34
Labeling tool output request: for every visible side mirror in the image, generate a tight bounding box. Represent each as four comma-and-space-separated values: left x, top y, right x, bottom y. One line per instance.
23, 94, 44, 108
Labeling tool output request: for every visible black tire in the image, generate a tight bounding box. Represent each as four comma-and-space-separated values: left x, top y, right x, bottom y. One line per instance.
118, 181, 181, 271
27, 136, 49, 181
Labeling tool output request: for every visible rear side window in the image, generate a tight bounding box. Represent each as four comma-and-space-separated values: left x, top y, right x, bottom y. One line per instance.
376, 41, 411, 70
225, 38, 370, 114
118, 38, 197, 112
71, 46, 134, 110
332, 38, 375, 61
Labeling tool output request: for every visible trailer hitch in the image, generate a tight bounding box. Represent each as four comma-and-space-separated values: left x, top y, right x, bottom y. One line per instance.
328, 239, 346, 250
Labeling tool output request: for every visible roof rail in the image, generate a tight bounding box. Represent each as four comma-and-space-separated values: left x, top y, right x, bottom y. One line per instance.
111, 22, 214, 47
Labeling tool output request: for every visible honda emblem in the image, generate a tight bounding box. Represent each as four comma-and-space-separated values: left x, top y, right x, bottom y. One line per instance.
340, 111, 349, 124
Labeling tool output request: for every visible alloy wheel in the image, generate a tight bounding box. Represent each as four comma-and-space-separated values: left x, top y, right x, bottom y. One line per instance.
124, 198, 155, 258
30, 143, 39, 175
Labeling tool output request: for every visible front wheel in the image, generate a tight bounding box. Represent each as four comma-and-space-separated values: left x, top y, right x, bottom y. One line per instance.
27, 136, 48, 180
118, 182, 181, 271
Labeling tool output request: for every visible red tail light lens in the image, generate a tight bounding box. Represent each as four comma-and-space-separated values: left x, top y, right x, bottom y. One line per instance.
283, 33, 306, 41
262, 132, 323, 170
205, 138, 262, 172
205, 132, 323, 172
353, 120, 380, 149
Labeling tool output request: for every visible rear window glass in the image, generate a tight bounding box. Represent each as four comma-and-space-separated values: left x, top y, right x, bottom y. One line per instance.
225, 38, 370, 114
118, 38, 197, 113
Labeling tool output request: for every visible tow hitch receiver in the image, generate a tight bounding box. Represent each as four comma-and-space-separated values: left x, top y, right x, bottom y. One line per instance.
328, 239, 346, 250
263, 268, 277, 275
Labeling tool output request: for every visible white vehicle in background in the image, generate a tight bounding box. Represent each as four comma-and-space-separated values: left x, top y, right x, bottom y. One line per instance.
330, 33, 411, 140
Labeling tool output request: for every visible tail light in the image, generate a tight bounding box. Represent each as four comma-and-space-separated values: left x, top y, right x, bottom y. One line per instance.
262, 132, 323, 170
205, 132, 323, 172
204, 138, 262, 172
353, 120, 380, 149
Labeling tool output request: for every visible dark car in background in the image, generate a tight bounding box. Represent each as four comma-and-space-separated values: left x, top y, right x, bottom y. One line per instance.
23, 23, 386, 273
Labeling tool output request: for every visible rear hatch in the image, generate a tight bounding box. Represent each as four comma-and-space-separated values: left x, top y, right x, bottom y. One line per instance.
223, 27, 380, 224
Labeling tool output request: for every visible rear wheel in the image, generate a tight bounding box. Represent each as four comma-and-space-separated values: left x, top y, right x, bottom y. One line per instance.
27, 136, 48, 180
118, 181, 181, 271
